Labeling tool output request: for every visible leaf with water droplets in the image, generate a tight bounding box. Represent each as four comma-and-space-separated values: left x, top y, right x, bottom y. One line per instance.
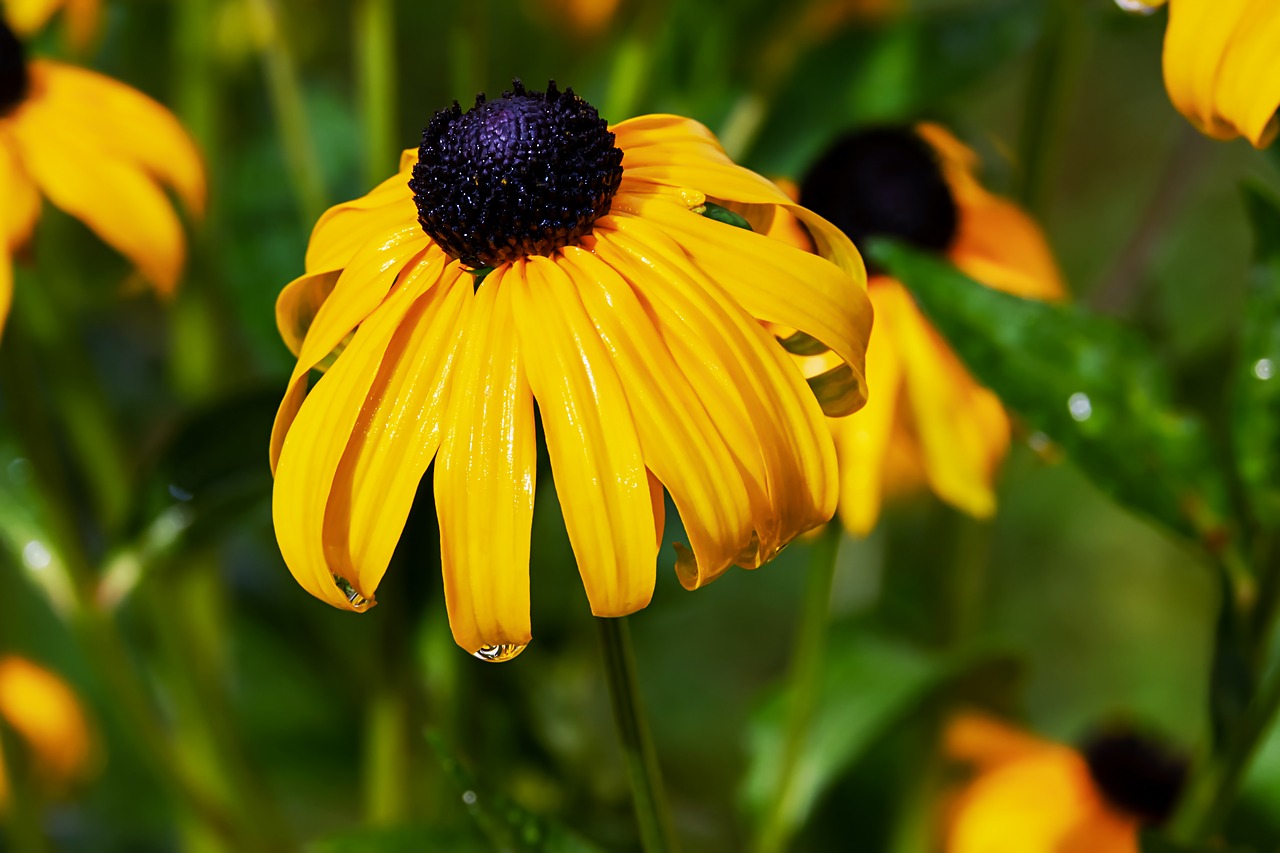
425, 732, 603, 852
866, 239, 1232, 546
1232, 185, 1280, 531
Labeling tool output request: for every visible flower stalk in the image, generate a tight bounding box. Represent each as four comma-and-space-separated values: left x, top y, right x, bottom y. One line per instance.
597, 616, 679, 853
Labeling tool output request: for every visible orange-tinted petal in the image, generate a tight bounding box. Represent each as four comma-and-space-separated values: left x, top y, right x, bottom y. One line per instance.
272, 255, 463, 610
558, 243, 757, 587
511, 256, 657, 617
945, 713, 1054, 769
435, 267, 535, 652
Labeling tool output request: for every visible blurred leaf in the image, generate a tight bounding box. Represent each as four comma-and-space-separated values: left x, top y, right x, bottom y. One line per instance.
740, 628, 1013, 840
1209, 572, 1253, 750
1138, 830, 1216, 852
307, 826, 488, 853
1231, 185, 1280, 530
426, 732, 604, 853
868, 240, 1232, 546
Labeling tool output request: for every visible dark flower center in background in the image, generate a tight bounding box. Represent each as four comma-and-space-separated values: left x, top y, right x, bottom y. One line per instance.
0, 22, 29, 117
799, 126, 958, 272
410, 80, 624, 268
1082, 730, 1187, 824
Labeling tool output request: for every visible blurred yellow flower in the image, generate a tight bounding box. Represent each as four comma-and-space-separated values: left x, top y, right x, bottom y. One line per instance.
781, 124, 1063, 536
0, 19, 205, 335
1134, 0, 1280, 147
944, 714, 1185, 853
539, 0, 622, 35
3, 0, 99, 50
0, 655, 93, 808
271, 81, 871, 657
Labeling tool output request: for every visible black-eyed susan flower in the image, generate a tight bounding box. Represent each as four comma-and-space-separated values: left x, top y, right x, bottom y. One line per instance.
0, 17, 204, 333
773, 124, 1063, 536
944, 714, 1186, 853
0, 655, 93, 809
4, 0, 100, 50
1122, 0, 1280, 147
271, 81, 872, 658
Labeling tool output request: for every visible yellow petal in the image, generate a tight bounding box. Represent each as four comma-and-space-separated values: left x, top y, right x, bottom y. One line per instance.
0, 657, 92, 787
949, 196, 1065, 303
3, 0, 62, 36
31, 61, 205, 215
1163, 0, 1280, 146
594, 213, 838, 568
272, 256, 462, 610
945, 713, 1054, 769
0, 134, 40, 251
511, 256, 657, 617
616, 192, 872, 416
831, 285, 903, 536
949, 750, 1138, 853
0, 241, 12, 341
10, 91, 185, 294
275, 269, 341, 358
305, 171, 416, 274
877, 280, 1004, 519
557, 243, 757, 587
612, 114, 868, 281
269, 232, 433, 470
434, 266, 535, 653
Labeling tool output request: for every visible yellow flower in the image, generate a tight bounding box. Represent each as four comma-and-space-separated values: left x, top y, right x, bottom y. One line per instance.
0, 19, 205, 335
1131, 0, 1280, 147
271, 81, 872, 658
776, 124, 1064, 536
944, 714, 1186, 853
0, 656, 93, 808
4, 0, 100, 51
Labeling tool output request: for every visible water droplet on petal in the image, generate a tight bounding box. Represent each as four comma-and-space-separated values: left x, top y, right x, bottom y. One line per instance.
1114, 0, 1162, 14
1254, 358, 1274, 381
1068, 392, 1093, 422
333, 575, 374, 612
472, 643, 528, 663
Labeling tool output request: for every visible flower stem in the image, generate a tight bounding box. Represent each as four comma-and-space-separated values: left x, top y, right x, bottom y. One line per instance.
0, 718, 51, 853
1015, 0, 1085, 217
756, 521, 842, 853
596, 615, 679, 852
355, 0, 398, 187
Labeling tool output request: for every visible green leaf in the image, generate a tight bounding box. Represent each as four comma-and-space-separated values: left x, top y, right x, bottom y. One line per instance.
425, 732, 604, 853
867, 239, 1231, 544
740, 628, 1015, 840
1231, 185, 1280, 530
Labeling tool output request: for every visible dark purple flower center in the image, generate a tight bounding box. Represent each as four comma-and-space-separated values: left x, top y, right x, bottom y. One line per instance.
409, 80, 623, 268
1082, 730, 1187, 824
0, 22, 29, 117
800, 126, 958, 271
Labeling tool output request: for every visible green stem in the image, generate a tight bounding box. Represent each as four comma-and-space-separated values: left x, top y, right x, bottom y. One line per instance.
247, 0, 327, 225
756, 521, 842, 853
363, 685, 410, 824
1015, 0, 1085, 217
597, 616, 679, 853
0, 718, 51, 853
355, 0, 398, 187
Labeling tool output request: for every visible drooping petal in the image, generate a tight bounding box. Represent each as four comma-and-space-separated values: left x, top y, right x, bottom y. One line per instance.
612, 114, 867, 280
435, 266, 535, 652
272, 254, 459, 610
270, 232, 433, 469
275, 270, 341, 358
31, 61, 205, 215
557, 243, 757, 587
304, 173, 418, 274
594, 214, 838, 569
10, 97, 186, 293
511, 256, 657, 616
876, 280, 1005, 519
3, 0, 63, 36
831, 284, 903, 536
616, 192, 872, 416
0, 136, 40, 251
949, 192, 1065, 302
1163, 0, 1280, 147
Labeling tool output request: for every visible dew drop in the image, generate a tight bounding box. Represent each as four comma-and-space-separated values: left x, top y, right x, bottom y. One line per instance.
461, 790, 478, 806
1254, 358, 1274, 381
22, 540, 50, 571
1114, 0, 1162, 14
1068, 392, 1093, 422
333, 575, 374, 612
472, 643, 528, 663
